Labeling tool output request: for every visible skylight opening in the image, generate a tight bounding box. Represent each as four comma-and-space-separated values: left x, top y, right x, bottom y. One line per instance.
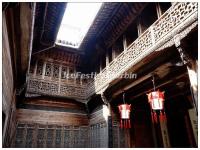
56, 3, 103, 49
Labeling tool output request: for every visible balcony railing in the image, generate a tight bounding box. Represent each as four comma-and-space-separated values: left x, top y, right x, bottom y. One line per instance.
27, 3, 197, 101
94, 2, 198, 93
27, 75, 95, 103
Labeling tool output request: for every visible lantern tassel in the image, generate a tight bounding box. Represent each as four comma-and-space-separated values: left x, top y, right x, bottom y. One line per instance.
128, 119, 131, 128
160, 111, 166, 122
120, 119, 123, 128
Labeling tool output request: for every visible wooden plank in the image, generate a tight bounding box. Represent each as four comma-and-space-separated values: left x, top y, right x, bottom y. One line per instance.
16, 109, 89, 126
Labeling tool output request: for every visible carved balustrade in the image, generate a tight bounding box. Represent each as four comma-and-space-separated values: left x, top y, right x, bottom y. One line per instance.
94, 2, 198, 93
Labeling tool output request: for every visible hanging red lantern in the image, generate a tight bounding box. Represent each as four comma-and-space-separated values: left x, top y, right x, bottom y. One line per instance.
118, 104, 131, 128
147, 90, 164, 110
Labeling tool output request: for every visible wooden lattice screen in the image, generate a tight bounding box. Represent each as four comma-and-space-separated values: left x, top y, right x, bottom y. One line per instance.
13, 120, 128, 148
13, 123, 89, 148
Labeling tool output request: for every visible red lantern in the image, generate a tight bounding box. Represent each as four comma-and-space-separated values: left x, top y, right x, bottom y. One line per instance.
147, 90, 164, 110
118, 104, 131, 128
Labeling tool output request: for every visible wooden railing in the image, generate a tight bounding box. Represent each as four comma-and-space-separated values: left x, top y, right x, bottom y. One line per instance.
94, 2, 198, 93
27, 76, 88, 102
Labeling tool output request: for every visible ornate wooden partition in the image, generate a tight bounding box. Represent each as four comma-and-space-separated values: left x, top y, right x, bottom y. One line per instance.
13, 123, 89, 148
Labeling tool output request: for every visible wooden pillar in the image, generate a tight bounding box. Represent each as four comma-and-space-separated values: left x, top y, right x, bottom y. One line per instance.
74, 67, 76, 84
123, 35, 127, 52
155, 3, 162, 18
42, 61, 46, 79
174, 35, 198, 114
58, 64, 62, 93
33, 60, 38, 77
101, 93, 112, 148
66, 66, 69, 82
50, 62, 53, 79
137, 18, 143, 36
99, 58, 103, 72
188, 108, 198, 146
112, 45, 116, 60
106, 50, 109, 67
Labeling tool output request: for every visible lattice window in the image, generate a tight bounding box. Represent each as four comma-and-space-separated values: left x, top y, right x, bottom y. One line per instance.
36, 60, 43, 76
15, 124, 25, 148
45, 63, 52, 77
64, 127, 70, 147
25, 128, 33, 147
55, 127, 62, 148
46, 129, 54, 148
37, 128, 45, 148
53, 64, 59, 78
61, 66, 67, 79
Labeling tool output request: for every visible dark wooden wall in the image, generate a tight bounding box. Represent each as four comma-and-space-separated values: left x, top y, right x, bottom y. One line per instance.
88, 105, 108, 147
13, 122, 88, 148
13, 97, 90, 148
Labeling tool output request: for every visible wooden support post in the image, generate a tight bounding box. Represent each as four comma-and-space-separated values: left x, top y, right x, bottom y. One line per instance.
58, 64, 62, 94
107, 102, 113, 148
156, 3, 162, 18
33, 60, 38, 77
123, 35, 127, 52
42, 61, 46, 79
188, 108, 198, 146
50, 62, 53, 79
174, 35, 198, 114
137, 18, 143, 36
112, 45, 116, 60
101, 93, 112, 148
100, 58, 103, 72
106, 50, 109, 67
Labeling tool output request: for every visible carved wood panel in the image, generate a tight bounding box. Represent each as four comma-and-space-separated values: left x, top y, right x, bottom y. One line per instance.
14, 123, 89, 148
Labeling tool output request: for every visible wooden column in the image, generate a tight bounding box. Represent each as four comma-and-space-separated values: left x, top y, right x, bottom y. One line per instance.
174, 35, 198, 146
42, 61, 46, 79
155, 3, 162, 18
58, 64, 62, 93
50, 62, 53, 79
101, 93, 112, 148
174, 35, 198, 114
33, 60, 38, 77
74, 67, 76, 85
123, 35, 127, 52
137, 18, 143, 36
112, 45, 116, 60
66, 67, 69, 83
99, 58, 103, 72
106, 50, 109, 67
